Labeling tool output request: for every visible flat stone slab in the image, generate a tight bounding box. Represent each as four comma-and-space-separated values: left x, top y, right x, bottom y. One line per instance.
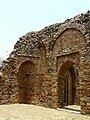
60, 105, 81, 113
0, 104, 90, 120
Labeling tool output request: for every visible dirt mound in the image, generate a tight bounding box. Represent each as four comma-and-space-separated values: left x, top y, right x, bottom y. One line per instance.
0, 104, 90, 120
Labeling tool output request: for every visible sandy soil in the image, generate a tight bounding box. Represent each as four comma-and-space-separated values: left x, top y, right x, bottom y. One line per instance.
0, 104, 90, 120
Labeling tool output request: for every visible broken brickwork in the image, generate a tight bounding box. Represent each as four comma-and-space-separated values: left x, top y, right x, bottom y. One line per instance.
0, 11, 90, 114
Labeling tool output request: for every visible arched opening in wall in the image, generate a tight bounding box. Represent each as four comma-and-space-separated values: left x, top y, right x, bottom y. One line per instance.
17, 61, 37, 104
58, 61, 78, 107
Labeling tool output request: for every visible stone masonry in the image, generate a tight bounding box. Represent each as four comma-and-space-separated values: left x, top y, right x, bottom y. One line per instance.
0, 11, 90, 114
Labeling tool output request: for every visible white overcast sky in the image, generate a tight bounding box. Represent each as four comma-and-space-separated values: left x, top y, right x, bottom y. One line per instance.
0, 0, 90, 59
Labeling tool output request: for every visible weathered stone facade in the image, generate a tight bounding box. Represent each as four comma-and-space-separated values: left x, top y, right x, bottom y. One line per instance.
0, 11, 90, 114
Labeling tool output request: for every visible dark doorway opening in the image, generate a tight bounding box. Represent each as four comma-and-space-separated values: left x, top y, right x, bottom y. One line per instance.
58, 61, 77, 107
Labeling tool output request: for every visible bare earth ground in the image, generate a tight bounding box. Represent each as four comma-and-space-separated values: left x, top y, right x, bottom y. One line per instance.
0, 104, 90, 120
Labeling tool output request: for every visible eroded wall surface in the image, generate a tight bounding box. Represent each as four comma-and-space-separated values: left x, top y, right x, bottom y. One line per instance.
0, 11, 90, 114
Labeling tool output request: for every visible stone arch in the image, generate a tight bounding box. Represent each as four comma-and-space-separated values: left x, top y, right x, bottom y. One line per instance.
52, 28, 85, 108
17, 60, 37, 104
53, 28, 86, 55
15, 37, 46, 58
58, 60, 79, 107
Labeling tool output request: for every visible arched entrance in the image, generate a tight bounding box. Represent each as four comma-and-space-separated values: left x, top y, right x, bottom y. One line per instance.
17, 61, 37, 104
58, 61, 78, 107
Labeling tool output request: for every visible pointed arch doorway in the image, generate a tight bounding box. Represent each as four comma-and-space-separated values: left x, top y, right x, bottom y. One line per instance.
58, 61, 78, 107
17, 61, 37, 104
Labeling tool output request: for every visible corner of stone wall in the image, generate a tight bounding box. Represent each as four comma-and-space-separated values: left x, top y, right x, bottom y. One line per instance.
80, 97, 90, 114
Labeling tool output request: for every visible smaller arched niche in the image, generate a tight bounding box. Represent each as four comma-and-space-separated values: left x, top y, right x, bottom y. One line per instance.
58, 61, 79, 107
17, 61, 37, 104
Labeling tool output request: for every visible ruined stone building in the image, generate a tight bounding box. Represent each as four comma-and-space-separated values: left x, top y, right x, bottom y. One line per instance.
0, 11, 90, 114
